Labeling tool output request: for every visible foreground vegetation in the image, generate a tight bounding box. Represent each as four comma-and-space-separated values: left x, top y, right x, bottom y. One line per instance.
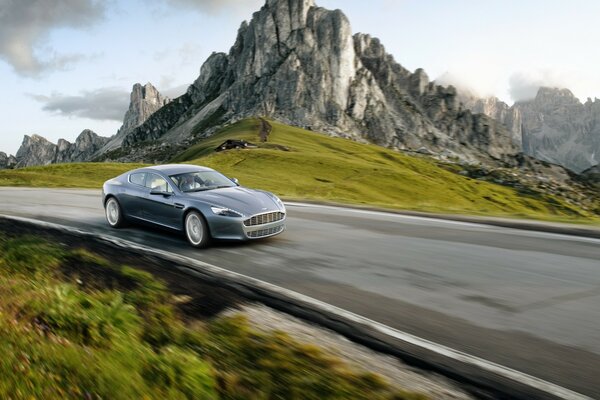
0, 231, 424, 399
0, 118, 596, 223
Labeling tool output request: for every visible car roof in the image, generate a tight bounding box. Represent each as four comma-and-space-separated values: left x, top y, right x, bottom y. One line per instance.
138, 164, 214, 176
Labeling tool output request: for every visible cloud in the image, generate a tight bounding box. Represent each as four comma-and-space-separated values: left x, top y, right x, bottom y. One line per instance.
30, 87, 129, 121
163, 0, 263, 15
0, 0, 106, 77
508, 70, 570, 102
162, 84, 190, 98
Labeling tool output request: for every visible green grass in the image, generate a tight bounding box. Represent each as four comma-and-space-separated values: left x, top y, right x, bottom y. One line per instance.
0, 231, 425, 399
0, 117, 597, 223
176, 118, 597, 223
0, 162, 146, 188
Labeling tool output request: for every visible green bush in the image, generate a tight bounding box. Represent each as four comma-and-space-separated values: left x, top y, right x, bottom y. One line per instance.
142, 346, 218, 399
25, 284, 139, 347
0, 235, 64, 275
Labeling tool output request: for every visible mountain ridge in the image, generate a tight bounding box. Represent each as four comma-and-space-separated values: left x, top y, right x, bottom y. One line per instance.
111, 0, 518, 167
460, 86, 600, 173
3, 0, 598, 179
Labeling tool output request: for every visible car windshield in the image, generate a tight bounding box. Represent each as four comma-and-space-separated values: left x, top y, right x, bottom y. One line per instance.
170, 171, 237, 193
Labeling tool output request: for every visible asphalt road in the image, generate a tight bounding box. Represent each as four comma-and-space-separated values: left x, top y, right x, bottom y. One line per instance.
1, 187, 599, 397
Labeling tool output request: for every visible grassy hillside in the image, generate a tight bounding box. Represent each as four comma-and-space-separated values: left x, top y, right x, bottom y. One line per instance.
0, 118, 596, 222
175, 118, 595, 222
0, 162, 146, 188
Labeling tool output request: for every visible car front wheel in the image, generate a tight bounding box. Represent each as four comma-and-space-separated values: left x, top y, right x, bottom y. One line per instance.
105, 197, 125, 228
185, 211, 210, 248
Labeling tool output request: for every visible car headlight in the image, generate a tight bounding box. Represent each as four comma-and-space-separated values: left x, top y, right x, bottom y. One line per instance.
210, 206, 243, 217
271, 195, 285, 211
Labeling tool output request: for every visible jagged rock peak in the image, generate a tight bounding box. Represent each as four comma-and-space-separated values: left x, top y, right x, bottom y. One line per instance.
123, 82, 170, 131
96, 82, 171, 154
14, 130, 110, 168
528, 86, 581, 107
0, 151, 17, 169
119, 0, 519, 166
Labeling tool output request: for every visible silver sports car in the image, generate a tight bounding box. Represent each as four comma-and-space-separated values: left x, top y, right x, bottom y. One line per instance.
102, 164, 286, 247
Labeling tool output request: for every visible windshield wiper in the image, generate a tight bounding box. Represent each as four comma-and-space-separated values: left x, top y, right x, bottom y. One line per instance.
185, 188, 211, 193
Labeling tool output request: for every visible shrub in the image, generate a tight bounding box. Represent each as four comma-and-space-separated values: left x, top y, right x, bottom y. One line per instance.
142, 345, 218, 399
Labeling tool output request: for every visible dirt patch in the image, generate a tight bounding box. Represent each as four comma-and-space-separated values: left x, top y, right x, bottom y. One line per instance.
259, 117, 272, 142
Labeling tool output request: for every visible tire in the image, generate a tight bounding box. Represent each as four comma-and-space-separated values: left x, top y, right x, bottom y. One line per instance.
105, 197, 125, 228
184, 211, 210, 248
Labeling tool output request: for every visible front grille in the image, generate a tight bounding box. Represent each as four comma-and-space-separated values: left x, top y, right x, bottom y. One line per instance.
243, 211, 285, 227
247, 225, 284, 238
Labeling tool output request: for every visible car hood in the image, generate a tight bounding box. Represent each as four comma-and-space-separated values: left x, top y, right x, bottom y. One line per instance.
186, 186, 281, 217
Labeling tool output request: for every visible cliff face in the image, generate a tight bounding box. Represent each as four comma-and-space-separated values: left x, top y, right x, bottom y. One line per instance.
462, 87, 600, 173
518, 88, 600, 173
100, 82, 170, 152
10, 82, 167, 167
14, 130, 109, 168
120, 0, 518, 165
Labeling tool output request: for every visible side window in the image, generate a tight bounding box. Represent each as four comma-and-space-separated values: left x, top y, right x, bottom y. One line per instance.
129, 172, 146, 186
145, 173, 172, 193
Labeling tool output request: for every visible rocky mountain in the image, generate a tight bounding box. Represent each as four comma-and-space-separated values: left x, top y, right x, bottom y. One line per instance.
461, 87, 600, 173
15, 130, 109, 168
99, 82, 170, 154
518, 88, 600, 173
9, 82, 167, 168
0, 152, 17, 169
581, 165, 600, 186
116, 0, 518, 166
459, 94, 522, 148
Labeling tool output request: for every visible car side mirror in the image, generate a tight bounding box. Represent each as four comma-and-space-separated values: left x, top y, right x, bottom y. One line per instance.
150, 188, 172, 196
230, 177, 239, 185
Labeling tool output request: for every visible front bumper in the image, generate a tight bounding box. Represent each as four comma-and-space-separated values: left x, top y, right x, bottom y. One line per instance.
207, 212, 286, 241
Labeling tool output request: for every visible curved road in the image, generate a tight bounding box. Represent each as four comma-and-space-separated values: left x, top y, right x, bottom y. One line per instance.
1, 187, 599, 397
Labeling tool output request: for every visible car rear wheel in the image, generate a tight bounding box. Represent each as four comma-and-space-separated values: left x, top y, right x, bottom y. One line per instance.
105, 197, 125, 228
185, 211, 210, 248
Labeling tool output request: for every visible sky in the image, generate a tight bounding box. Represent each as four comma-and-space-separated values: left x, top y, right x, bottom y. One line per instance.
1, 0, 599, 155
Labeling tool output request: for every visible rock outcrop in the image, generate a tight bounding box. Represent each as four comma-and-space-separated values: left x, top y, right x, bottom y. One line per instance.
0, 152, 17, 169
461, 87, 600, 173
9, 82, 168, 168
518, 88, 600, 173
460, 94, 522, 147
100, 82, 170, 153
15, 130, 109, 168
119, 0, 518, 165
581, 165, 600, 186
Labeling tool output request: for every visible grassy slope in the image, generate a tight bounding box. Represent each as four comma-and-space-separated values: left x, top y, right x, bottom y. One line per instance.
0, 162, 146, 188
0, 118, 595, 222
0, 231, 423, 399
176, 118, 595, 222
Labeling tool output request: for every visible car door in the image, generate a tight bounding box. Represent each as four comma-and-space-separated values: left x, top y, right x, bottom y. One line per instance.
143, 173, 181, 229
121, 172, 147, 218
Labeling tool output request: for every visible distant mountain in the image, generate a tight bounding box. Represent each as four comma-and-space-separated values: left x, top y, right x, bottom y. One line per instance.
461, 87, 600, 173
9, 82, 167, 168
6, 0, 598, 177
14, 130, 109, 168
98, 82, 170, 154
114, 0, 517, 166
0, 152, 16, 169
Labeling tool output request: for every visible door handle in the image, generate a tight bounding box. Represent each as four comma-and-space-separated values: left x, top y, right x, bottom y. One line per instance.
174, 203, 185, 209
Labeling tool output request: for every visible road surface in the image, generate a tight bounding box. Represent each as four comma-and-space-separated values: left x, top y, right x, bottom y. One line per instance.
1, 187, 599, 397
